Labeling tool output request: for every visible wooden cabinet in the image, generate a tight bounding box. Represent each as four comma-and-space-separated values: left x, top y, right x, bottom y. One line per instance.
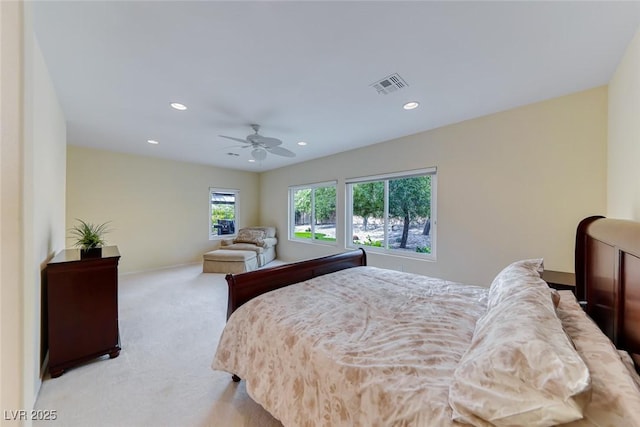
46, 246, 121, 377
543, 269, 587, 310
542, 270, 576, 292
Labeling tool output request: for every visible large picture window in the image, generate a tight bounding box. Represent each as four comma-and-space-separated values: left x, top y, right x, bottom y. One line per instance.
347, 168, 436, 258
209, 188, 238, 239
289, 181, 337, 244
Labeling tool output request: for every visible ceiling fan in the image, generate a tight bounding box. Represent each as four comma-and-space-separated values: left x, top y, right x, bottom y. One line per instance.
219, 124, 296, 161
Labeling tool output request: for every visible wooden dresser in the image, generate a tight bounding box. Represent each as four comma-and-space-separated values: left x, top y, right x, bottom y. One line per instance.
46, 246, 121, 377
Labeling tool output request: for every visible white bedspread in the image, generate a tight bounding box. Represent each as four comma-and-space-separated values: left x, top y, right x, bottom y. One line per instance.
556, 291, 640, 427
212, 268, 640, 427
213, 266, 488, 426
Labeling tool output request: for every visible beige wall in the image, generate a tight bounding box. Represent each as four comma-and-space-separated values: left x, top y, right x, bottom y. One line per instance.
260, 87, 608, 285
23, 1, 67, 410
1, 0, 66, 421
608, 27, 640, 220
66, 146, 260, 273
1, 0, 25, 420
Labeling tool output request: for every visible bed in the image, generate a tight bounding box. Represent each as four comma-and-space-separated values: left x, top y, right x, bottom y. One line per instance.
212, 217, 640, 427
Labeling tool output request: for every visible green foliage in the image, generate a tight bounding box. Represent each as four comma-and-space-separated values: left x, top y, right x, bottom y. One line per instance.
359, 235, 382, 247
351, 182, 384, 230
294, 188, 312, 216
389, 176, 431, 248
416, 246, 431, 254
69, 219, 111, 249
211, 205, 234, 222
351, 176, 432, 248
314, 186, 336, 223
388, 176, 431, 220
294, 186, 336, 225
294, 231, 336, 242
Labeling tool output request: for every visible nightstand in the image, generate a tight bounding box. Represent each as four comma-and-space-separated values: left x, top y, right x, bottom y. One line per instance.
542, 270, 576, 293
542, 270, 587, 311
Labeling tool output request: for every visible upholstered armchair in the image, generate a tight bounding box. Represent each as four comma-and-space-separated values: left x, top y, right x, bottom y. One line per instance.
220, 226, 277, 267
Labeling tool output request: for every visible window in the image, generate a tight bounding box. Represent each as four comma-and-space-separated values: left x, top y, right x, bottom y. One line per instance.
347, 168, 436, 258
289, 181, 337, 244
209, 188, 238, 239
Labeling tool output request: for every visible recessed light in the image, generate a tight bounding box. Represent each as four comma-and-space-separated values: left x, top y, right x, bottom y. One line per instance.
147, 139, 159, 145
248, 159, 256, 163
297, 141, 307, 146
170, 102, 187, 111
403, 101, 419, 110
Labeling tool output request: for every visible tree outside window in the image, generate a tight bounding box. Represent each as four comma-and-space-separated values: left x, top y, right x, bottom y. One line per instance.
348, 169, 435, 257
210, 188, 238, 239
290, 183, 337, 243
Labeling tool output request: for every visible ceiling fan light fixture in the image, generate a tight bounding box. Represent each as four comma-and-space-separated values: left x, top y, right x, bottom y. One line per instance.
251, 148, 267, 161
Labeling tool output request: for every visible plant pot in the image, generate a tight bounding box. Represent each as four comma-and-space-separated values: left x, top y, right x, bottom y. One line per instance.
80, 247, 102, 259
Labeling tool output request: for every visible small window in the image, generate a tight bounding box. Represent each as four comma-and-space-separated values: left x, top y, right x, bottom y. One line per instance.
209, 188, 238, 239
289, 181, 337, 244
347, 168, 436, 259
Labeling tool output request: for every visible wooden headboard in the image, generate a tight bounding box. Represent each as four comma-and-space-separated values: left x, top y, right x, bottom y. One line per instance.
575, 216, 640, 369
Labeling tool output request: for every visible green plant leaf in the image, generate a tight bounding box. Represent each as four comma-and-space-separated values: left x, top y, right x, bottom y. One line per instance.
69, 219, 111, 249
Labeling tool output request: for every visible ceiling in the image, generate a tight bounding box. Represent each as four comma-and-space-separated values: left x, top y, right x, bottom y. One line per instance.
31, 1, 640, 172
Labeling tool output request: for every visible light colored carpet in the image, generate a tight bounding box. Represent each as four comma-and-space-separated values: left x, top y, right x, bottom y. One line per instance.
34, 262, 285, 427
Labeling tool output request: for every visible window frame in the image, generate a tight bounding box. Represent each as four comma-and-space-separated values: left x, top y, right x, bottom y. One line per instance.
346, 168, 437, 260
288, 180, 338, 245
209, 187, 239, 240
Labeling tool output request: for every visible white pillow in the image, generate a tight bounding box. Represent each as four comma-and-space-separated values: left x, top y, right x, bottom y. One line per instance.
234, 228, 266, 245
449, 283, 591, 427
487, 258, 545, 309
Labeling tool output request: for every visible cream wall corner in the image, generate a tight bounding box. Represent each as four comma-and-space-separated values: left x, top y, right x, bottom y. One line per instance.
22, 2, 67, 412
66, 147, 260, 273
608, 26, 640, 220
1, 0, 66, 421
1, 0, 26, 420
260, 87, 607, 285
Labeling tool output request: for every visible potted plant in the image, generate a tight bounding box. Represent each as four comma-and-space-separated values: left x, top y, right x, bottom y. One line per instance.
69, 219, 111, 258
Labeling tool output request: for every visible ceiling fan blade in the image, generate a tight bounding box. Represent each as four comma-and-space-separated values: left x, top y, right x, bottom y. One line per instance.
219, 135, 249, 144
254, 136, 282, 148
220, 126, 294, 159
267, 146, 296, 158
222, 144, 251, 150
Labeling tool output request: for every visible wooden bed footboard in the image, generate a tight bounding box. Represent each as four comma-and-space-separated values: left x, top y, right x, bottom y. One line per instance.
225, 249, 367, 319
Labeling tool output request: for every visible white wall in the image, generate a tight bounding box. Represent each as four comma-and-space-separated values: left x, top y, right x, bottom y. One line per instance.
23, 1, 67, 409
66, 146, 260, 273
1, 1, 66, 421
608, 27, 640, 220
1, 0, 25, 421
260, 87, 608, 285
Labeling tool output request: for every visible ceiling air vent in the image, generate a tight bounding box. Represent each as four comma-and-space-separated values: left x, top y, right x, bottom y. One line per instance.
370, 73, 408, 95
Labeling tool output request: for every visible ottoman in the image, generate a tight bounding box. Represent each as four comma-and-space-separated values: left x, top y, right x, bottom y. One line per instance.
202, 249, 258, 274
